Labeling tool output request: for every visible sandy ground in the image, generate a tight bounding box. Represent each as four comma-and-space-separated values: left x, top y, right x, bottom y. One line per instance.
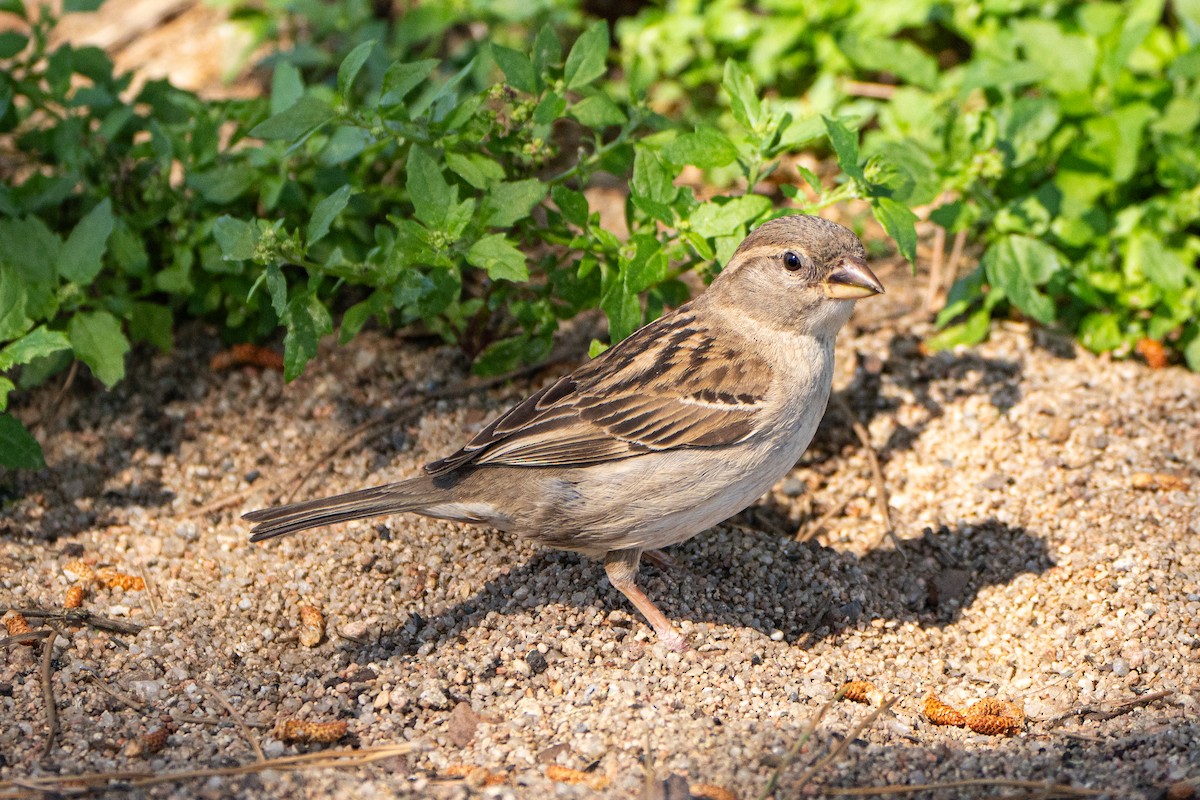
2, 246, 1198, 799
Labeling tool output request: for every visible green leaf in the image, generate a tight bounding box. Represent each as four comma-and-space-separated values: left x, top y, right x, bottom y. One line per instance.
564, 20, 609, 89
532, 23, 562, 82
664, 127, 739, 170
0, 413, 43, 470
446, 152, 506, 189
925, 307, 991, 352
283, 291, 333, 381
62, 0, 103, 11
339, 289, 389, 344
601, 278, 641, 343
871, 197, 918, 266
467, 234, 528, 282
56, 198, 113, 286
270, 62, 304, 115
337, 40, 376, 97
1079, 311, 1123, 353
1125, 231, 1188, 291
630, 149, 678, 223
406, 145, 453, 228
213, 216, 259, 261
250, 95, 335, 141
187, 165, 254, 203
552, 185, 589, 228
982, 235, 1063, 325
482, 179, 545, 228
1184, 332, 1200, 372
380, 59, 439, 106
0, 31, 27, 58
623, 234, 668, 293
0, 0, 26, 19
0, 326, 71, 371
723, 61, 761, 132
473, 334, 529, 376
129, 302, 173, 352
569, 93, 626, 128
0, 265, 30, 341
688, 194, 772, 238
823, 117, 864, 182
67, 310, 129, 388
493, 45, 536, 94
264, 264, 287, 318
307, 185, 355, 246
0, 326, 71, 376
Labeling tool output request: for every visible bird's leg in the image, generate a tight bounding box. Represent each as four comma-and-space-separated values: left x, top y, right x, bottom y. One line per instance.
604, 547, 685, 651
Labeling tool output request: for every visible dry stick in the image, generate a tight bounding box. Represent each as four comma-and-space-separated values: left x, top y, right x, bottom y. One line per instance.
0, 742, 416, 798
794, 697, 897, 793
822, 778, 1101, 798
80, 671, 144, 711
1039, 689, 1174, 728
200, 681, 265, 762
843, 80, 897, 99
797, 495, 851, 543
830, 395, 901, 556
926, 223, 946, 313
0, 607, 143, 636
39, 624, 59, 760
757, 694, 840, 800
943, 229, 967, 296
0, 629, 54, 649
28, 360, 79, 433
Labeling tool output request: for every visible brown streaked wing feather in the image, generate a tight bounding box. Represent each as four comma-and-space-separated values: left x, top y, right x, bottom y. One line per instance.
423, 307, 772, 474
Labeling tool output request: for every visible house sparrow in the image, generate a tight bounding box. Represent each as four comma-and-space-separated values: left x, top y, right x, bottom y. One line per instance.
245, 214, 884, 649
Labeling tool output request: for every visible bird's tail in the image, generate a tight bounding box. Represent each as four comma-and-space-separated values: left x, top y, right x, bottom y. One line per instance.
244, 476, 442, 542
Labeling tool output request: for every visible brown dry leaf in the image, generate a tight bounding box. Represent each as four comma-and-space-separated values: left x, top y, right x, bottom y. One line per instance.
442, 765, 507, 787
210, 342, 285, 372
1131, 472, 1189, 492
964, 697, 1025, 736
64, 584, 86, 609
95, 567, 146, 591
273, 719, 348, 744
546, 764, 610, 790
691, 783, 738, 800
297, 604, 324, 648
839, 680, 880, 705
1135, 338, 1169, 369
923, 693, 966, 727
62, 559, 96, 583
964, 712, 1023, 736
2, 611, 35, 645
965, 697, 1025, 723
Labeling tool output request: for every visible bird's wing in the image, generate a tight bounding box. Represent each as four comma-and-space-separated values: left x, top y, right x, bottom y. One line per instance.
423, 308, 773, 474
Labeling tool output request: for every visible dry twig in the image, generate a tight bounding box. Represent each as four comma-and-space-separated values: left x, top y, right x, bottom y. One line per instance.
830, 395, 902, 556
1, 606, 143, 636
822, 777, 1102, 797
758, 693, 840, 800
39, 624, 60, 759
201, 681, 265, 762
0, 742, 416, 798
793, 697, 898, 793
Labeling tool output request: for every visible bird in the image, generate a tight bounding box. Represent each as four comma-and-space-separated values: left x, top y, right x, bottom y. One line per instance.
245, 214, 884, 650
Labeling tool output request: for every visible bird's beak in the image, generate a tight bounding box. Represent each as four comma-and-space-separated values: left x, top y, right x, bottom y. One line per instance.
822, 255, 885, 300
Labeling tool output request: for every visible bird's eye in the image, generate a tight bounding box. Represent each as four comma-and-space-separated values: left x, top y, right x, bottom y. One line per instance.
783, 251, 803, 271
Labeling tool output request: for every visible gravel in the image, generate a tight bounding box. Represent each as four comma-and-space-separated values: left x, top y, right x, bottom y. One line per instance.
2, 256, 1198, 799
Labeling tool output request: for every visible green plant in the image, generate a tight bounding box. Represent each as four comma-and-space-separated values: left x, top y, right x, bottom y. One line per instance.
0, 4, 917, 471
617, 0, 1200, 369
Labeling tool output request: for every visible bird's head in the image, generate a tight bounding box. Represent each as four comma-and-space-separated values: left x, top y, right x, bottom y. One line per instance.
705, 214, 884, 337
